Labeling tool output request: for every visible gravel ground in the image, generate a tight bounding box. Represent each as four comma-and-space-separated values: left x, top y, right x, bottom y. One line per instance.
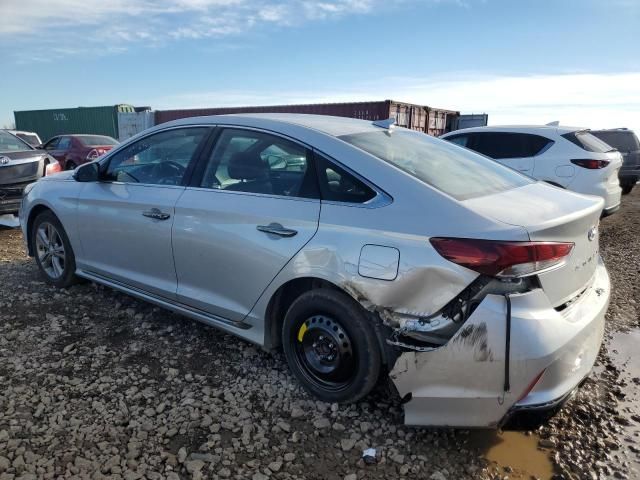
0, 189, 638, 480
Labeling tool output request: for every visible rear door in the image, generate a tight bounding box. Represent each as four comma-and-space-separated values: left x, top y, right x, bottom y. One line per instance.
172, 127, 321, 322
75, 126, 211, 299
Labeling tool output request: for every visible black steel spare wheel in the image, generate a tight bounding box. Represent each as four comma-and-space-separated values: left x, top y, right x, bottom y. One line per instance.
294, 314, 356, 391
282, 289, 382, 403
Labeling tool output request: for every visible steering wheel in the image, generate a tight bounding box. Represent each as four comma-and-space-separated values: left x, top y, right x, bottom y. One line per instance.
153, 161, 186, 185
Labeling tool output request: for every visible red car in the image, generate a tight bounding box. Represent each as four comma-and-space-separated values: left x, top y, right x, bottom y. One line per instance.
40, 134, 119, 170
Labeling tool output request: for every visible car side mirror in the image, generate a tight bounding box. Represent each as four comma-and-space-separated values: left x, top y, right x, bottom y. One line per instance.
74, 162, 100, 182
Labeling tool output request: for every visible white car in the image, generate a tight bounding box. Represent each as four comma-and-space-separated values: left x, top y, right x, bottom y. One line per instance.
441, 126, 623, 215
3, 129, 42, 147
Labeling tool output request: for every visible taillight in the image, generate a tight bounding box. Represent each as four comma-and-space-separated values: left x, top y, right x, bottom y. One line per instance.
571, 159, 609, 169
430, 238, 574, 277
86, 149, 100, 160
45, 161, 62, 176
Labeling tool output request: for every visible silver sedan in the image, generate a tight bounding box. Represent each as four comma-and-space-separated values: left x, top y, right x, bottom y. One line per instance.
20, 114, 610, 427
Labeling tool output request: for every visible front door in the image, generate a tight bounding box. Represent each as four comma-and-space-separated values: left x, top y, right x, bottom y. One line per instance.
172, 128, 321, 322
75, 126, 211, 299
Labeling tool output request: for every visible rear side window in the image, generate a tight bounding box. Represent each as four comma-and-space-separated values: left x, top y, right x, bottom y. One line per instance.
314, 153, 376, 204
562, 131, 613, 153
339, 129, 531, 201
16, 133, 40, 146
590, 131, 640, 152
470, 132, 553, 159
79, 135, 119, 146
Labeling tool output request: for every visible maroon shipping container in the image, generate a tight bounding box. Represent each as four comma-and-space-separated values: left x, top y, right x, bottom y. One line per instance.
154, 100, 460, 137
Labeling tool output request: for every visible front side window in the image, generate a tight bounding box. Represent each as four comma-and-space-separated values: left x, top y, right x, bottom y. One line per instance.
0, 131, 32, 152
200, 129, 317, 198
104, 127, 208, 185
57, 137, 72, 150
340, 129, 532, 201
44, 138, 60, 150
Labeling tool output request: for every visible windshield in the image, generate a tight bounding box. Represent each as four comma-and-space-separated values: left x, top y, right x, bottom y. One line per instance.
590, 130, 640, 152
339, 129, 532, 200
0, 131, 33, 152
562, 130, 614, 153
79, 135, 118, 146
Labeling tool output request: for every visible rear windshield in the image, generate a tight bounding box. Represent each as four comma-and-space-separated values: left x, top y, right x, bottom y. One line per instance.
15, 133, 40, 146
79, 135, 118, 146
339, 129, 532, 201
590, 130, 640, 152
562, 131, 614, 153
0, 131, 32, 152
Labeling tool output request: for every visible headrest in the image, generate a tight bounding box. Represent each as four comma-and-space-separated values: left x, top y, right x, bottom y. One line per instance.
227, 152, 268, 180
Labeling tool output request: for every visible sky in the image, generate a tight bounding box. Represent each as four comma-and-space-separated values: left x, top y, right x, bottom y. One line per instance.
1, 0, 639, 133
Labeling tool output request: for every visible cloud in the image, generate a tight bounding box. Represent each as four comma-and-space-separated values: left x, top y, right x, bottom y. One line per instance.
0, 0, 418, 61
0, 0, 388, 38
154, 72, 640, 133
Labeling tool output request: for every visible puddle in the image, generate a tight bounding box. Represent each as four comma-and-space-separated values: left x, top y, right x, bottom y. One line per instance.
467, 430, 554, 479
608, 329, 640, 476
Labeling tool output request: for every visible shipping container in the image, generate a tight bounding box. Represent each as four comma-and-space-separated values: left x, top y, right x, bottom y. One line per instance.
453, 113, 489, 131
117, 110, 155, 141
14, 105, 135, 143
155, 100, 461, 136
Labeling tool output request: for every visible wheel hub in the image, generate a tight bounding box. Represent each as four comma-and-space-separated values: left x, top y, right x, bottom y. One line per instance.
294, 315, 355, 388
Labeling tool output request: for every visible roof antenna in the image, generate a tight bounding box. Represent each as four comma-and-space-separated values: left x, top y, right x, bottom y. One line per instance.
373, 117, 396, 130
545, 121, 560, 126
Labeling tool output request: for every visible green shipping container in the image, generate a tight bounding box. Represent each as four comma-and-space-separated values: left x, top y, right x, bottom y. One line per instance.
14, 105, 135, 143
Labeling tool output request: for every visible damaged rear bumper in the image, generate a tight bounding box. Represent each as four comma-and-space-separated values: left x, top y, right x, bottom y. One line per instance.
389, 258, 609, 427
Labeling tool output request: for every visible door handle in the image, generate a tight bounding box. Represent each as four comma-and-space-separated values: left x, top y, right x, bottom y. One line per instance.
142, 208, 171, 221
257, 223, 298, 237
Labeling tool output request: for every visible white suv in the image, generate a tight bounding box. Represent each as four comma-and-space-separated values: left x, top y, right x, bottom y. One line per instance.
441, 126, 623, 215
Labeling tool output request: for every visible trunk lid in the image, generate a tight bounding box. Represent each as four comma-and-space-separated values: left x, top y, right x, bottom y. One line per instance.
463, 182, 603, 306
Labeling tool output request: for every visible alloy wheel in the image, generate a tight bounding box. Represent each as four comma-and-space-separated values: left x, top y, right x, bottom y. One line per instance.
35, 222, 66, 279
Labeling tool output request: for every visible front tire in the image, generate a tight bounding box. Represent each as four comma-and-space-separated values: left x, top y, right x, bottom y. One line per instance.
65, 161, 77, 171
282, 289, 382, 403
31, 211, 78, 288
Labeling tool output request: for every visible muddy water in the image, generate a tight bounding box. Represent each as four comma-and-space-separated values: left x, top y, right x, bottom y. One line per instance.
609, 328, 640, 476
467, 430, 554, 479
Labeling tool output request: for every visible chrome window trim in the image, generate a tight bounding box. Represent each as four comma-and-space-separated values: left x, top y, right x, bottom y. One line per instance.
181, 185, 320, 204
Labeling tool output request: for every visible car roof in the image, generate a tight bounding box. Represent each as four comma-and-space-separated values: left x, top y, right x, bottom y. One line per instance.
441, 125, 586, 137
165, 113, 386, 137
